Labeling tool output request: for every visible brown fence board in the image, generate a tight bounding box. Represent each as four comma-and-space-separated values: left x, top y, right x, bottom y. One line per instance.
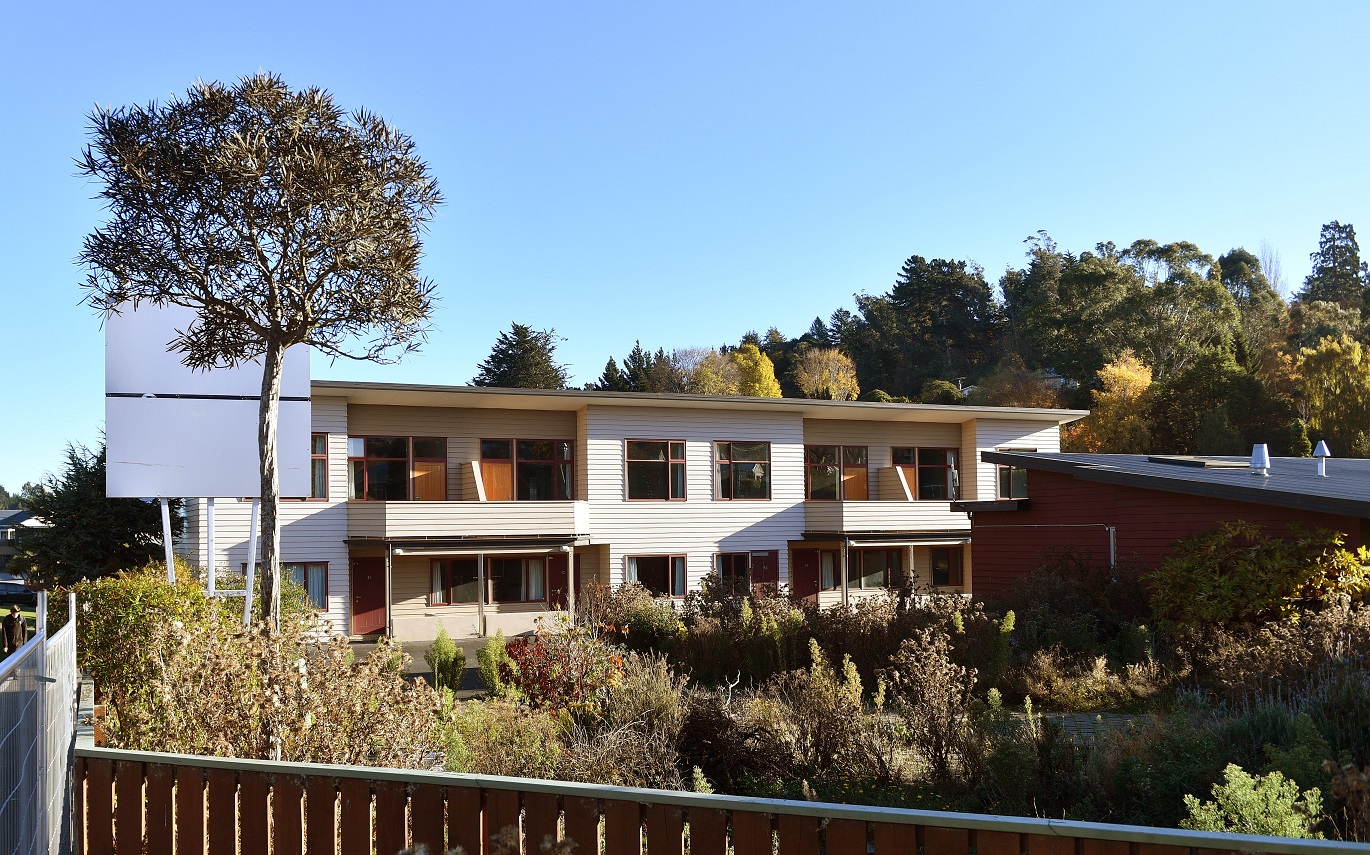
1027, 834, 1074, 855
339, 777, 373, 855
825, 818, 867, 855
524, 791, 560, 850
688, 808, 728, 855
174, 764, 205, 855
272, 775, 305, 855
206, 768, 236, 855
923, 825, 969, 855
446, 785, 482, 855
1079, 840, 1129, 855
114, 761, 144, 855
305, 776, 338, 855
410, 783, 445, 852
777, 813, 820, 855
75, 757, 88, 855
563, 796, 601, 855
872, 821, 918, 853
239, 771, 270, 854
644, 803, 684, 855
144, 763, 175, 855
732, 811, 773, 854
485, 787, 522, 849
976, 830, 1023, 855
85, 757, 114, 855
375, 780, 409, 855
604, 798, 642, 855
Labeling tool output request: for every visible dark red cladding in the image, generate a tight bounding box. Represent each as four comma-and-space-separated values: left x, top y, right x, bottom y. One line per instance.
970, 468, 1365, 596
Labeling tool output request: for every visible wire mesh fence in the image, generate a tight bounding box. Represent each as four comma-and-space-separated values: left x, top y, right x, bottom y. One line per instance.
0, 594, 77, 855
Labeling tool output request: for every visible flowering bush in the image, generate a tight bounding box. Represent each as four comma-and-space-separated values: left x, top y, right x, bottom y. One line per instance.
501, 615, 624, 718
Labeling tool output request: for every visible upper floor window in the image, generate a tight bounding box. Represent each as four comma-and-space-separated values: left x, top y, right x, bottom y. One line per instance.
715, 441, 770, 500
347, 436, 448, 501
480, 439, 573, 501
310, 434, 328, 499
804, 445, 868, 500
626, 440, 686, 500
997, 465, 1028, 499
892, 447, 959, 500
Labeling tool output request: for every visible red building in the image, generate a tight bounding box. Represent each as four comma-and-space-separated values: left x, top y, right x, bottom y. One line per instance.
955, 452, 1370, 596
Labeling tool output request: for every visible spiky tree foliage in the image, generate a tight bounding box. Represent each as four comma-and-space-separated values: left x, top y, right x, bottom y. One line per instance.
78, 73, 441, 629
13, 444, 183, 588
473, 323, 570, 389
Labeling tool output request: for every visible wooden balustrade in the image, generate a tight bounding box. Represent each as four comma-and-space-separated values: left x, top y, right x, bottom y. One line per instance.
75, 746, 1368, 855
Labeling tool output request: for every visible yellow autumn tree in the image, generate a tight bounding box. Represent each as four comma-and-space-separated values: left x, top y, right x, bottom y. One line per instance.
729, 344, 782, 397
794, 347, 860, 400
1064, 350, 1153, 452
1298, 334, 1370, 457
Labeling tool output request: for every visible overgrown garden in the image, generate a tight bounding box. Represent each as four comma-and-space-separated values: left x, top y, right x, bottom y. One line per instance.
76, 524, 1370, 840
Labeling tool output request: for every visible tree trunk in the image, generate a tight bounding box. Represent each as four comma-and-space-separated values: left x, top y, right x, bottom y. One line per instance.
257, 339, 284, 631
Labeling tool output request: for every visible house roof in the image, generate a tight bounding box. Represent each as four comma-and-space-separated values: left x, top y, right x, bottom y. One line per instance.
311, 380, 1089, 426
0, 510, 32, 528
981, 451, 1370, 519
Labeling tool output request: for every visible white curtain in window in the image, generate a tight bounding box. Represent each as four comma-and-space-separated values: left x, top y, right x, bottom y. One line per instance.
671, 557, 686, 596
431, 563, 446, 604
306, 565, 326, 609
627, 557, 639, 583
821, 553, 835, 590
526, 559, 545, 601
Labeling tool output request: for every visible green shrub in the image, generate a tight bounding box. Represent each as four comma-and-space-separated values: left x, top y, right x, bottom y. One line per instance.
444, 699, 562, 778
1181, 764, 1323, 838
477, 629, 517, 698
425, 622, 463, 692
1089, 707, 1224, 827
1150, 522, 1370, 632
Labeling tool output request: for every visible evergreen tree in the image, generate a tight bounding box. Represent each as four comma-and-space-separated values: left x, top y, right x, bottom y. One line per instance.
472, 323, 569, 389
1298, 221, 1368, 309
593, 356, 630, 392
13, 444, 184, 588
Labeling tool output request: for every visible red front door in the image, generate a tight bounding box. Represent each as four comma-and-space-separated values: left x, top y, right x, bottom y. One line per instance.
351, 557, 387, 636
548, 554, 583, 611
791, 549, 820, 602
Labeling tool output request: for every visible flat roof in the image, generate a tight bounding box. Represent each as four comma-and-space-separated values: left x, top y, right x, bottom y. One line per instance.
312, 380, 1088, 425
983, 451, 1370, 518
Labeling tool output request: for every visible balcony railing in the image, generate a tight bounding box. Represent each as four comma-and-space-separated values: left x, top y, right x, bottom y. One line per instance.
804, 500, 969, 535
75, 746, 1365, 855
348, 500, 589, 540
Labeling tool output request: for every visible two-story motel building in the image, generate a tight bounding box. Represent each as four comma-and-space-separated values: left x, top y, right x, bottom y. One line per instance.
179, 380, 1085, 641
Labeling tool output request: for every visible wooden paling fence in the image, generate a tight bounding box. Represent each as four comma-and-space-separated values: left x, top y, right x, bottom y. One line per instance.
76, 746, 1369, 855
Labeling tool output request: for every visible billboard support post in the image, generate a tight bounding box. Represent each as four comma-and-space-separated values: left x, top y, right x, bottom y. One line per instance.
244, 499, 260, 627
160, 499, 175, 583
207, 499, 216, 596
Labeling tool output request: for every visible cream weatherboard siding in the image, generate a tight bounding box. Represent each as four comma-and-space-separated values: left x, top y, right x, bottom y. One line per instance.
583, 404, 806, 590
180, 396, 351, 633
964, 418, 1063, 502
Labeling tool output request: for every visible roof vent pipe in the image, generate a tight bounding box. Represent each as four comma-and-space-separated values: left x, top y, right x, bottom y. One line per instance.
1314, 440, 1331, 477
1251, 443, 1271, 477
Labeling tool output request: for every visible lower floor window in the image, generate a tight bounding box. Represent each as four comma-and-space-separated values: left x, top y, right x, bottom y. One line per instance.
243, 561, 328, 610
628, 555, 686, 597
716, 553, 749, 595
431, 558, 479, 605
819, 550, 838, 591
931, 547, 965, 587
849, 548, 902, 589
287, 562, 327, 609
488, 556, 546, 603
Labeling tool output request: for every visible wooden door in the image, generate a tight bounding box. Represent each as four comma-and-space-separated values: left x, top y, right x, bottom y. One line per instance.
548, 554, 583, 611
750, 550, 779, 595
351, 557, 387, 635
790, 549, 820, 602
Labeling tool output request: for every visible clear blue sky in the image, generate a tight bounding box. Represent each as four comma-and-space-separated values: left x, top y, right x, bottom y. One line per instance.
3, 1, 1368, 491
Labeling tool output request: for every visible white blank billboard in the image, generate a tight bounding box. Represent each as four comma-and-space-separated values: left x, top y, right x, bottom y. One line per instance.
105, 303, 311, 499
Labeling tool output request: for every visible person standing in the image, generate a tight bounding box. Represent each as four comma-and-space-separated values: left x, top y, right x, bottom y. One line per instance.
2, 605, 26, 657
